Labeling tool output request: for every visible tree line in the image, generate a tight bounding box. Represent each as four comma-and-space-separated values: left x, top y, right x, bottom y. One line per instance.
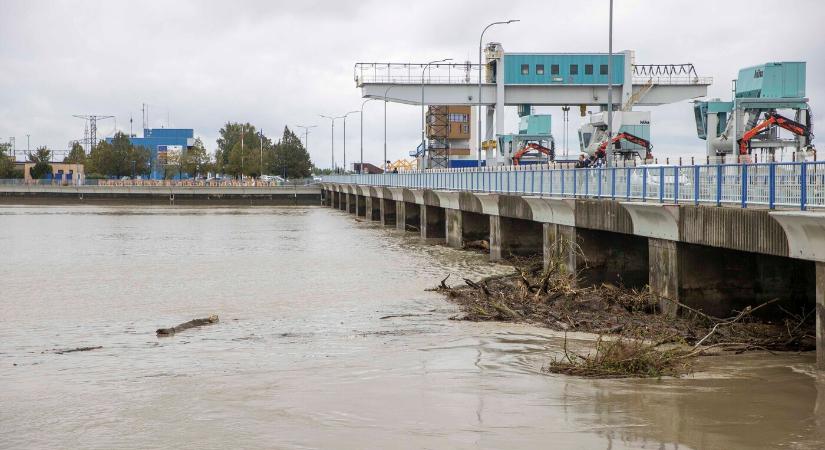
2, 123, 315, 180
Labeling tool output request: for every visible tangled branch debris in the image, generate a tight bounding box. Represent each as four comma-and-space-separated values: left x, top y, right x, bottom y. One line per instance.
434, 254, 815, 378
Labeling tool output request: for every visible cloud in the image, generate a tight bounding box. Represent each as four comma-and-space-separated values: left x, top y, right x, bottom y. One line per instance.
1, 0, 823, 165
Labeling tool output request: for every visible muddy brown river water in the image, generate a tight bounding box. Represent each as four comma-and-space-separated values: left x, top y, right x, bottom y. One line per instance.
1, 205, 823, 449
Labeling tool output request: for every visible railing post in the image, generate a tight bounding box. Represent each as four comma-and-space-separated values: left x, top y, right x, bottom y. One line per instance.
658, 165, 665, 203
801, 161, 807, 211
673, 166, 679, 204
642, 167, 648, 201
558, 169, 562, 196
716, 164, 723, 206
572, 169, 576, 197
611, 167, 616, 199
626, 167, 631, 200
740, 163, 748, 208
768, 162, 776, 210
693, 165, 700, 205
540, 168, 544, 196
597, 168, 603, 198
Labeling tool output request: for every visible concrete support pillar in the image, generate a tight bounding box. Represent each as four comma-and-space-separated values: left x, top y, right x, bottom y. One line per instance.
817, 262, 824, 370
380, 198, 396, 227
356, 195, 366, 217
490, 215, 502, 261
648, 238, 681, 316
489, 215, 543, 261
542, 223, 577, 276
345, 193, 352, 213
445, 209, 463, 248
405, 202, 420, 232
363, 196, 380, 221
364, 196, 373, 219
395, 201, 406, 231
420, 205, 445, 240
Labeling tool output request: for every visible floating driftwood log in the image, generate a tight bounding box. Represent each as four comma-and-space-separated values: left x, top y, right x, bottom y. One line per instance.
156, 315, 219, 336
49, 346, 103, 355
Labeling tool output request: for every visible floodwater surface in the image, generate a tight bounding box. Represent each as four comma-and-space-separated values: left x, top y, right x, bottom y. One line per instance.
0, 205, 823, 450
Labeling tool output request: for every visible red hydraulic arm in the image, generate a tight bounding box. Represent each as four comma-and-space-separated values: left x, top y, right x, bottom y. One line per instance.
597, 132, 653, 159
738, 112, 810, 155
513, 142, 554, 165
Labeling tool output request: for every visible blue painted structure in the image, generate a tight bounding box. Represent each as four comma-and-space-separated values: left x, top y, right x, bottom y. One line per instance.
735, 62, 806, 99
326, 161, 825, 211
108, 128, 194, 179
503, 53, 624, 85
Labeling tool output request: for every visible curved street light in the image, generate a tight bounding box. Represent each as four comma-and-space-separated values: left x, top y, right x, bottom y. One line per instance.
320, 114, 342, 171
359, 98, 377, 174
478, 19, 519, 168
342, 110, 359, 172
421, 58, 452, 168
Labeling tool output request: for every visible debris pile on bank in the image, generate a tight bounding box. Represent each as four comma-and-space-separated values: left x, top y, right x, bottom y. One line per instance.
434, 254, 816, 378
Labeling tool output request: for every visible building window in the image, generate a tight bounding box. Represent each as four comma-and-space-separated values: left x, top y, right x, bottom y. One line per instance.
551, 64, 560, 76
449, 113, 468, 123
536, 64, 544, 75
585, 64, 593, 75
600, 64, 608, 75
461, 124, 469, 134
570, 64, 578, 75
521, 64, 529, 75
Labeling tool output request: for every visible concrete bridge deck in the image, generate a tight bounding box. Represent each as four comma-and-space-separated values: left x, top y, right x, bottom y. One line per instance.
320, 180, 825, 370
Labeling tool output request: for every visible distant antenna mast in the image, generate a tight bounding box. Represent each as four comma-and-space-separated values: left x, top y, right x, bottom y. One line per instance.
130, 116, 133, 137
142, 103, 149, 132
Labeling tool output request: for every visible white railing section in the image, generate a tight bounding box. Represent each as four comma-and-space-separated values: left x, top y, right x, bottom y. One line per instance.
323, 162, 825, 211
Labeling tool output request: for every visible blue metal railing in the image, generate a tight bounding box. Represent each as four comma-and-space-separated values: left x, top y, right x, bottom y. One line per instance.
323, 162, 825, 211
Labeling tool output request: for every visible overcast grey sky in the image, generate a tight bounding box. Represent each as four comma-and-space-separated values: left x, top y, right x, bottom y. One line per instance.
1, 0, 823, 166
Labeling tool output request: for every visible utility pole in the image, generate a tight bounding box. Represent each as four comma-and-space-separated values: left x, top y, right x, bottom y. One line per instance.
26, 134, 30, 155
240, 124, 245, 179
260, 129, 264, 177
606, 0, 614, 167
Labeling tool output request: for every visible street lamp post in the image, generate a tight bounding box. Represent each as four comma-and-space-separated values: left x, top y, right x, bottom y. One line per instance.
342, 110, 359, 173
296, 125, 317, 155
359, 99, 378, 174
606, 0, 614, 167
383, 86, 394, 173
478, 20, 519, 168
320, 115, 339, 171
259, 129, 264, 177
421, 58, 452, 168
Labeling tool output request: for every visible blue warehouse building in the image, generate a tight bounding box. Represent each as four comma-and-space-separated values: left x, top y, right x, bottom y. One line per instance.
108, 128, 195, 179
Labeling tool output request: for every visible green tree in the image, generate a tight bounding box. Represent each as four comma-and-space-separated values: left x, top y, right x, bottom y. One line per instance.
63, 142, 86, 164
0, 142, 16, 178
28, 146, 53, 179
216, 122, 270, 177
85, 133, 150, 178
271, 126, 312, 178
182, 137, 212, 178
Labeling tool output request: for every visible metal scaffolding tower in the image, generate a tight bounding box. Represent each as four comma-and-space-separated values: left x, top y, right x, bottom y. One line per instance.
73, 115, 114, 153
426, 105, 450, 169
